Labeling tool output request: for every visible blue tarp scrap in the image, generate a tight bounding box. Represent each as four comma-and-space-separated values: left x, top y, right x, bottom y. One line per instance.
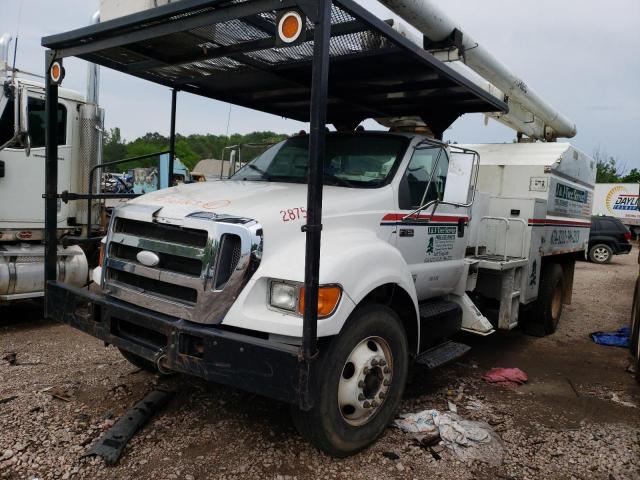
590, 326, 631, 347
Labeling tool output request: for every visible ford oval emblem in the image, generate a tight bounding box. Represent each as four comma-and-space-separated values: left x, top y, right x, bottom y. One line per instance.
136, 250, 160, 267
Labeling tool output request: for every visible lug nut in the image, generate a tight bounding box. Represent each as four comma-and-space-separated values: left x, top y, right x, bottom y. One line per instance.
358, 393, 365, 401
363, 401, 371, 408
379, 359, 387, 366
371, 359, 379, 366
379, 392, 386, 399
383, 379, 391, 387
363, 367, 370, 374
371, 401, 378, 408
384, 367, 391, 374
358, 380, 365, 388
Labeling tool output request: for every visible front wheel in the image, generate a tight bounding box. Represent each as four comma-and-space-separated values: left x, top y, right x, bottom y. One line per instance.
589, 243, 613, 264
291, 304, 409, 457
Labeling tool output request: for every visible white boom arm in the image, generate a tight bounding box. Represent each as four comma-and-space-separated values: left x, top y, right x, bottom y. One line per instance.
378, 0, 577, 140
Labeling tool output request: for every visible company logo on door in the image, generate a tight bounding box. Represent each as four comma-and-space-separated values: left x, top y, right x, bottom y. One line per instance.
555, 184, 587, 204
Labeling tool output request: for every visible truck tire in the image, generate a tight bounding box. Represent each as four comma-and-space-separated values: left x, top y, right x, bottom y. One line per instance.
118, 348, 167, 375
291, 304, 409, 457
523, 263, 565, 337
588, 243, 613, 264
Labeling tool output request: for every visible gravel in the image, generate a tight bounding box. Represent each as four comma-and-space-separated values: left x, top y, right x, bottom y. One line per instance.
1, 252, 639, 479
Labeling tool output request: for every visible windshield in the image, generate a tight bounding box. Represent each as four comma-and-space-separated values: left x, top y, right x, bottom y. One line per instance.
230, 133, 409, 188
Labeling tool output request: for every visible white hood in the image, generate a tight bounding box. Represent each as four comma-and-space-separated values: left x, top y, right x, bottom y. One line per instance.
126, 179, 394, 232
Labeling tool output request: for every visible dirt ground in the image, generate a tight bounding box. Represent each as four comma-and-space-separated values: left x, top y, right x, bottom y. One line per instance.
1, 252, 639, 480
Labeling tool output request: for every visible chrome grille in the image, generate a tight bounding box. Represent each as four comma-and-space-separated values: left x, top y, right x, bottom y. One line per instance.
103, 209, 263, 324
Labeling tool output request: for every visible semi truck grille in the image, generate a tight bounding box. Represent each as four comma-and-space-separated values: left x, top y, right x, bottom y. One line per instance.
104, 211, 262, 324
110, 269, 198, 304
114, 218, 208, 248
110, 243, 203, 277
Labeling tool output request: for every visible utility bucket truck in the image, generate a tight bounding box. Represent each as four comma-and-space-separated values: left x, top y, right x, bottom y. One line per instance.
41, 0, 592, 456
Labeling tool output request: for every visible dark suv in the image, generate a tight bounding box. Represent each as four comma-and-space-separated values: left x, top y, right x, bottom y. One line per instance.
588, 216, 632, 263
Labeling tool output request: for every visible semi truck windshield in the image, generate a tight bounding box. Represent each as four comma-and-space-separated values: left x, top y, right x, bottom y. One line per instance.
231, 133, 409, 188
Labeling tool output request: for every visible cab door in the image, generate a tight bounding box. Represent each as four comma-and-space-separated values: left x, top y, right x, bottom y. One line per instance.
394, 143, 470, 300
0, 90, 71, 225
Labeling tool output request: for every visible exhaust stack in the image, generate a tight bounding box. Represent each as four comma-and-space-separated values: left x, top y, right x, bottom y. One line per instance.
378, 0, 576, 140
86, 11, 100, 105
0, 33, 13, 75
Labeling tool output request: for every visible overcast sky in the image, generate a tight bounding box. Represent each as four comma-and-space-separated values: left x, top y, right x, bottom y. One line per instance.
2, 0, 639, 170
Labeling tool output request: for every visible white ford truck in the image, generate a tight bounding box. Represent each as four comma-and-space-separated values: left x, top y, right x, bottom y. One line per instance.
41, 0, 594, 457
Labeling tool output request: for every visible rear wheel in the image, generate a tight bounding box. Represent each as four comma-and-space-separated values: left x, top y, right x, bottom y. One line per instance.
589, 243, 613, 264
291, 304, 409, 457
523, 263, 565, 337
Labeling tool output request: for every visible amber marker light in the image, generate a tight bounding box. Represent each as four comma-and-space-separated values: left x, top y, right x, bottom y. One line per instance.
278, 11, 303, 44
298, 285, 342, 318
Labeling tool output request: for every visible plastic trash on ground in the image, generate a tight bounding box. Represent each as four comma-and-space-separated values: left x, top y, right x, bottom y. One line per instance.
590, 326, 631, 347
394, 409, 504, 466
482, 367, 528, 387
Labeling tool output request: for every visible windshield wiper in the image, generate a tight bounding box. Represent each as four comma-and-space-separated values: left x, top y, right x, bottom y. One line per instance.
244, 164, 271, 180
323, 173, 355, 188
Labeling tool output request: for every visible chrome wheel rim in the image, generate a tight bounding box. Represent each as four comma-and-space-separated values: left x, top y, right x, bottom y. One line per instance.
338, 336, 393, 426
593, 247, 610, 262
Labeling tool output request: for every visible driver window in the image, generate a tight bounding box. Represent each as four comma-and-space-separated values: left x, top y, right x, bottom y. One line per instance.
399, 146, 449, 210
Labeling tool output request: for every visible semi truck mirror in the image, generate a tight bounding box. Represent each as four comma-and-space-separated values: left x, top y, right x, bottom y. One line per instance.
18, 86, 31, 157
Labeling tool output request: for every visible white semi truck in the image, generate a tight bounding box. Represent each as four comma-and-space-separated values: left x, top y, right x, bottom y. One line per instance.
41, 0, 593, 456
0, 32, 100, 304
593, 183, 640, 237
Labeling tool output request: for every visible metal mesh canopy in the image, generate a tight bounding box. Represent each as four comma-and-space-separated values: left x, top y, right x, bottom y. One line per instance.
42, 0, 507, 128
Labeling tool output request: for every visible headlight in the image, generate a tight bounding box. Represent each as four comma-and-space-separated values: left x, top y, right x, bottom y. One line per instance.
268, 280, 342, 318
269, 281, 299, 312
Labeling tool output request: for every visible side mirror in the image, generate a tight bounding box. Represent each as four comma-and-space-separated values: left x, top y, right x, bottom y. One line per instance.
443, 149, 476, 205
229, 149, 237, 177
18, 86, 30, 157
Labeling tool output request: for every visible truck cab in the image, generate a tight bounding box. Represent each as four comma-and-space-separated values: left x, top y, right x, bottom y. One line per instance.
0, 35, 96, 303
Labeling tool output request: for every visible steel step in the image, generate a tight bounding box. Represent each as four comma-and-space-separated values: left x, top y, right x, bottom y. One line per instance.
415, 341, 471, 370
418, 299, 461, 319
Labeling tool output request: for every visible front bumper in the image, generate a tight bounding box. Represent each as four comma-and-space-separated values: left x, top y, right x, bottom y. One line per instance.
46, 281, 304, 405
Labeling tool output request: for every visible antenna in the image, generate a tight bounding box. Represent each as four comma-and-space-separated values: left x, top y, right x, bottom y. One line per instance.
11, 0, 24, 71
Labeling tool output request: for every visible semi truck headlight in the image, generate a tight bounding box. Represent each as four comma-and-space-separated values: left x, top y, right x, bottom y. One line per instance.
269, 281, 298, 312
268, 280, 341, 318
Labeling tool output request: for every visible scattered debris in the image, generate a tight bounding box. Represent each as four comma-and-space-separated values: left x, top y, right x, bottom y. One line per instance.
395, 409, 504, 466
465, 400, 485, 411
382, 451, 400, 460
447, 401, 458, 413
0, 395, 18, 405
41, 386, 73, 402
2, 352, 17, 365
83, 389, 173, 465
482, 368, 528, 387
590, 326, 631, 347
610, 393, 637, 408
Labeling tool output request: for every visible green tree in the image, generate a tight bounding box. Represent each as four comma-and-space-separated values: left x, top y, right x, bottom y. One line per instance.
593, 146, 623, 183
622, 168, 640, 183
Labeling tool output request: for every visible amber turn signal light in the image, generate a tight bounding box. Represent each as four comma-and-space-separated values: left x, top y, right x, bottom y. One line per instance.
297, 285, 342, 318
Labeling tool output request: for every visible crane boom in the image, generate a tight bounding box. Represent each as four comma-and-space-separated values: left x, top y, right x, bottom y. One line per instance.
378, 0, 577, 140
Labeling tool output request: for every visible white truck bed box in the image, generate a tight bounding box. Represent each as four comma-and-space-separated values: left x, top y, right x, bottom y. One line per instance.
462, 143, 596, 305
